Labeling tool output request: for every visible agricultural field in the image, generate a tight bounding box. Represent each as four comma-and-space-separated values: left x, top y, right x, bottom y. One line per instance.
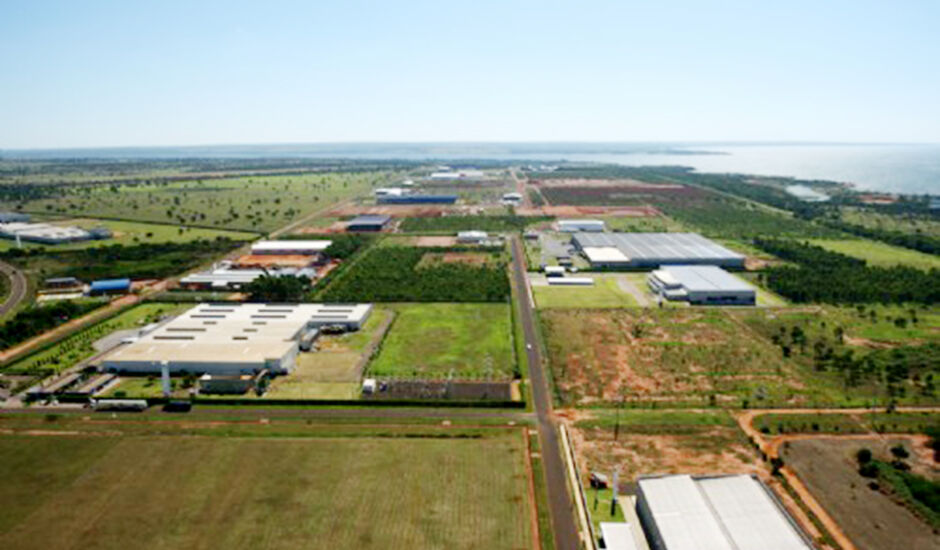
809, 238, 940, 271
0, 218, 257, 252
782, 438, 939, 550
531, 276, 639, 309
400, 215, 552, 233
0, 426, 535, 550
368, 303, 516, 380
318, 245, 510, 303
13, 171, 393, 232
752, 411, 939, 435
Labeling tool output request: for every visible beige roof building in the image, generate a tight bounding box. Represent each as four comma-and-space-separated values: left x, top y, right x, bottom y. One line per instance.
100, 302, 372, 375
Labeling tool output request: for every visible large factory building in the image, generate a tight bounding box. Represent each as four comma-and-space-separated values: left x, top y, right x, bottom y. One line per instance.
100, 302, 372, 375
572, 232, 745, 269
635, 474, 812, 550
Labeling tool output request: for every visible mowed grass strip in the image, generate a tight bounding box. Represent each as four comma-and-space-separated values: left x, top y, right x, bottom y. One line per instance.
369, 303, 515, 379
532, 277, 637, 309
810, 238, 940, 271
0, 433, 533, 550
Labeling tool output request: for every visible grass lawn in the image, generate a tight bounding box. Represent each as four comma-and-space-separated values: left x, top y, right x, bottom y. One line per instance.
0, 218, 257, 252
368, 303, 515, 379
0, 431, 534, 550
532, 277, 638, 308
810, 238, 940, 271
265, 308, 393, 399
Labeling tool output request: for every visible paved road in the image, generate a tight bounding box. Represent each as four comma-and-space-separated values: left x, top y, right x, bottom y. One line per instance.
511, 236, 579, 550
0, 259, 28, 317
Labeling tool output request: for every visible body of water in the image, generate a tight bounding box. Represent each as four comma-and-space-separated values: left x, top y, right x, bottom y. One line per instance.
7, 142, 939, 195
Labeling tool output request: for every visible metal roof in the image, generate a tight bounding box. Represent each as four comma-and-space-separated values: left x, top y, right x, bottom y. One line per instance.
573, 233, 744, 264
600, 523, 640, 550
656, 266, 754, 293
697, 475, 812, 550
583, 246, 630, 263
89, 278, 131, 291
251, 240, 332, 253
348, 214, 392, 224
638, 474, 812, 550
639, 475, 733, 550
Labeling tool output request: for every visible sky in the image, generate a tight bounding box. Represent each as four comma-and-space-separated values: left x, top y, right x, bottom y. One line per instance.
1, 0, 939, 149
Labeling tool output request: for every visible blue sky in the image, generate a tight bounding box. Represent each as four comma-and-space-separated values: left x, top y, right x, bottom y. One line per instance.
1, 0, 939, 148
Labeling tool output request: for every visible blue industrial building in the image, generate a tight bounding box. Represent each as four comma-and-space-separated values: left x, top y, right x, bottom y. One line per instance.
89, 278, 132, 295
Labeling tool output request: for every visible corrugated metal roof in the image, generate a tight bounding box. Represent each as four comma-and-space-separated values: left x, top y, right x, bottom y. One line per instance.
638, 474, 812, 550
573, 233, 744, 264
639, 475, 734, 550
659, 266, 754, 293
697, 475, 812, 550
90, 278, 131, 291
600, 523, 639, 550
583, 246, 629, 263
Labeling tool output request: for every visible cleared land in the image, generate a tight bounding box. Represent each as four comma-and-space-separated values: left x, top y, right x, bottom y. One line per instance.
531, 276, 639, 309
368, 303, 515, 380
542, 308, 849, 407
810, 238, 940, 271
783, 438, 939, 550
0, 430, 534, 550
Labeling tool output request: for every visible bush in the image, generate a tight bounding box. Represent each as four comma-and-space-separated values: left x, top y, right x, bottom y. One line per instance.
857, 448, 873, 464
859, 462, 879, 478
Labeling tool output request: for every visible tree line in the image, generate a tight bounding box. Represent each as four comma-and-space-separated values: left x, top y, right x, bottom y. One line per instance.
754, 238, 940, 304
0, 300, 104, 351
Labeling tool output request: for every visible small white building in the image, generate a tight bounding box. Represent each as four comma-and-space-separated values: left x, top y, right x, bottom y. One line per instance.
582, 246, 630, 268
501, 192, 523, 205
544, 266, 566, 278
600, 522, 640, 550
547, 277, 594, 286
457, 230, 488, 244
558, 219, 605, 233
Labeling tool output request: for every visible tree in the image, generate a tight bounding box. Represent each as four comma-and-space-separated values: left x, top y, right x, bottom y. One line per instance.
890, 445, 910, 460
244, 274, 311, 303
856, 448, 873, 464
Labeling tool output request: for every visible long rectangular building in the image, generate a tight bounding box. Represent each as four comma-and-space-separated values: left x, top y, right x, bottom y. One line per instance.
100, 302, 372, 375
635, 474, 811, 550
572, 232, 745, 269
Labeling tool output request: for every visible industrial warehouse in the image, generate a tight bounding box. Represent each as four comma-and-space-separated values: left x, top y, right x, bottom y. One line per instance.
100, 302, 373, 375
647, 265, 756, 305
180, 240, 331, 289
635, 474, 812, 550
572, 232, 746, 269
0, 220, 111, 245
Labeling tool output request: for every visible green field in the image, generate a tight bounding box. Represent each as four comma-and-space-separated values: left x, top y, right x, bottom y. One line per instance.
0, 218, 257, 252
810, 238, 940, 271
841, 208, 940, 238
17, 172, 391, 232
532, 277, 638, 308
0, 430, 534, 550
368, 303, 516, 379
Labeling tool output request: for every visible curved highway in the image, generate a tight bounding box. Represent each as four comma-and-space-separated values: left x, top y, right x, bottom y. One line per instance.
0, 259, 28, 318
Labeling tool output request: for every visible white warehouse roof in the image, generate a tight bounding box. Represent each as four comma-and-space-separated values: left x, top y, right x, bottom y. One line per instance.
251, 240, 332, 254
101, 303, 372, 375
654, 265, 754, 294
582, 246, 629, 264
637, 474, 811, 550
600, 523, 639, 550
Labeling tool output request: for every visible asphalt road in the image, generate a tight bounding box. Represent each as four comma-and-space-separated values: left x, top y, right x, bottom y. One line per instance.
0, 259, 28, 318
511, 236, 579, 550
